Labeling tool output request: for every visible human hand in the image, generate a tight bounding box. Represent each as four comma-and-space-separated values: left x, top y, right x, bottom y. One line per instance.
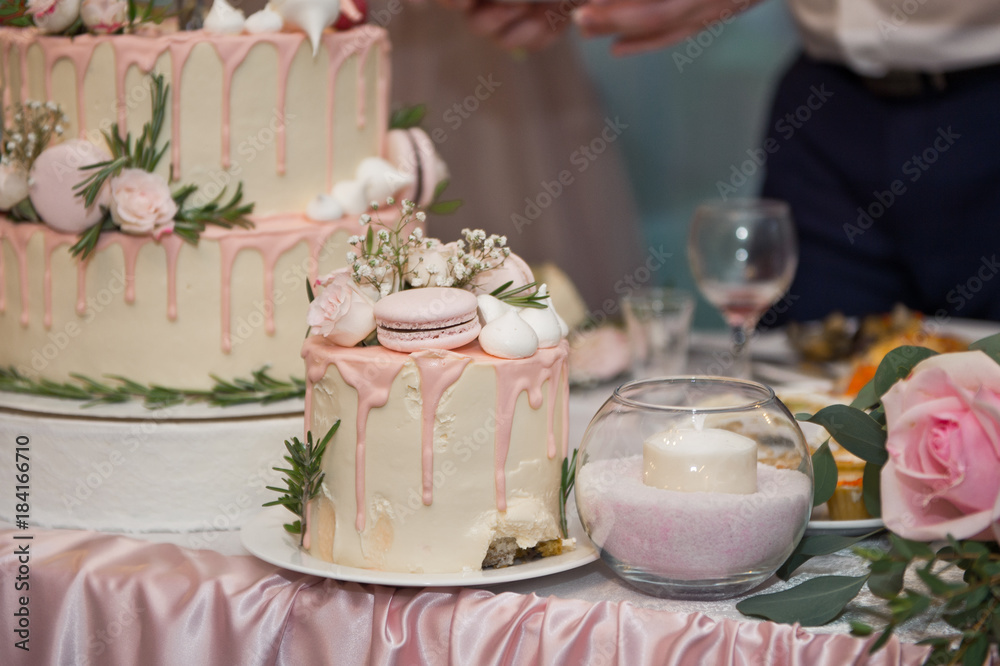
574, 0, 761, 57
435, 0, 570, 52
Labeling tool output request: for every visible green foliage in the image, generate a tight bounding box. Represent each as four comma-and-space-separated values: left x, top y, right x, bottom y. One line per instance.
264, 422, 339, 547
559, 448, 578, 539
741, 332, 1000, 664
810, 440, 836, 507
389, 104, 427, 130
0, 365, 304, 409
71, 74, 254, 260
490, 281, 549, 310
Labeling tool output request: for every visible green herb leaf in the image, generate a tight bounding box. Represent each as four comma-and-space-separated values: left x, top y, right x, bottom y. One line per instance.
426, 199, 462, 215
811, 440, 837, 507
863, 461, 882, 517
736, 575, 869, 626
777, 531, 882, 581
850, 379, 878, 410
388, 104, 426, 129
872, 346, 939, 399
804, 405, 888, 466
558, 448, 578, 539
867, 558, 906, 599
968, 332, 1000, 364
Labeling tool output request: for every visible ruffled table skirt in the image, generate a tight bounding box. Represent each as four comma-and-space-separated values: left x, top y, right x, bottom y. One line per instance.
0, 527, 931, 665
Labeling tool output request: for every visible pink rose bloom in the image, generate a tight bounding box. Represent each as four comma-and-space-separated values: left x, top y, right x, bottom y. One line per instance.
29, 0, 80, 33
109, 169, 177, 238
308, 268, 377, 346
881, 350, 1000, 541
28, 0, 59, 17
80, 0, 127, 33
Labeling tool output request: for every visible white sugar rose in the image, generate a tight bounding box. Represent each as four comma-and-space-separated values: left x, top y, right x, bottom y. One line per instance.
108, 169, 178, 238
0, 163, 29, 211
308, 268, 377, 346
80, 0, 127, 33
29, 0, 81, 33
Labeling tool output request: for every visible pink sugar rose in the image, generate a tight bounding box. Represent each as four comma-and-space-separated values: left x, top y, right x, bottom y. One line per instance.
307, 268, 377, 347
108, 169, 177, 238
881, 350, 1000, 541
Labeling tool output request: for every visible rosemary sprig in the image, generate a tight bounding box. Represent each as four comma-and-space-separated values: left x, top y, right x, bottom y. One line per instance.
0, 365, 304, 409
388, 104, 426, 130
489, 281, 549, 309
264, 421, 339, 547
172, 182, 254, 244
69, 218, 115, 260
559, 448, 578, 539
75, 73, 169, 208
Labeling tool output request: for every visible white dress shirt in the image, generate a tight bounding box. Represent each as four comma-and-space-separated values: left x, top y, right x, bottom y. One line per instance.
787, 0, 1000, 76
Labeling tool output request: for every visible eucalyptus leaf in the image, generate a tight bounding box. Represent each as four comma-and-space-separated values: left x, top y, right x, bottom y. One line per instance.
850, 379, 878, 410
812, 441, 837, 507
427, 199, 462, 215
805, 405, 888, 465
777, 531, 881, 581
872, 346, 938, 398
736, 575, 869, 626
863, 461, 882, 517
963, 635, 989, 666
969, 332, 1000, 364
868, 559, 906, 599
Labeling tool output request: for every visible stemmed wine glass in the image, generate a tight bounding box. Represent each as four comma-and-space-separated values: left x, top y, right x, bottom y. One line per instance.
687, 199, 798, 378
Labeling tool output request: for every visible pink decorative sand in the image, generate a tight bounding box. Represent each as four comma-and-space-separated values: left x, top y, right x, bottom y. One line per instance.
577, 457, 811, 578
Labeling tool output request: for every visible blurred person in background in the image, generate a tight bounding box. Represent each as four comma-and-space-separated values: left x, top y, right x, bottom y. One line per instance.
461, 0, 1000, 322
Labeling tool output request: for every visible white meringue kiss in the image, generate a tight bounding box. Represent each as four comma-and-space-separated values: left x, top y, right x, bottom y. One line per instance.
518, 304, 563, 348
271, 0, 341, 56
203, 0, 245, 33
357, 156, 411, 203
476, 294, 514, 326
330, 179, 368, 215
478, 310, 538, 359
244, 4, 284, 33
306, 193, 344, 221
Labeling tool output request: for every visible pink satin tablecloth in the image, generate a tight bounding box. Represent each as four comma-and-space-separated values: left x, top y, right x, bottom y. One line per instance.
0, 527, 932, 665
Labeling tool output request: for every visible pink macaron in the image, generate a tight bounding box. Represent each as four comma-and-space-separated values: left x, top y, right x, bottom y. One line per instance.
374, 287, 481, 352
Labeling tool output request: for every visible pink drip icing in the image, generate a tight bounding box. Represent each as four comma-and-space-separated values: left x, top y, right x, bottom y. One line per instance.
167, 40, 199, 180
324, 48, 350, 193
304, 342, 398, 532
110, 34, 168, 136
162, 234, 182, 321
41, 231, 65, 329
210, 38, 257, 170
355, 43, 369, 130
272, 41, 298, 177
561, 364, 571, 458
375, 39, 391, 158
412, 351, 472, 506
491, 353, 563, 511
4, 222, 38, 326
301, 337, 569, 528
38, 36, 94, 139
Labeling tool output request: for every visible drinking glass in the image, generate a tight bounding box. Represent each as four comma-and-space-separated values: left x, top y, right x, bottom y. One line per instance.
687, 199, 797, 378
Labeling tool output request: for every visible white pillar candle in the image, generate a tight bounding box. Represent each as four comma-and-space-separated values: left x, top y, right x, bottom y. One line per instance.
643, 428, 757, 494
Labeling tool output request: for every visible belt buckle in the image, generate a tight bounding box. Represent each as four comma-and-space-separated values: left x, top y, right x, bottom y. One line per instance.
862, 70, 947, 98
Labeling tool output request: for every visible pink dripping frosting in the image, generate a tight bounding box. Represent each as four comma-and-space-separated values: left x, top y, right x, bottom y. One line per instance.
301, 336, 569, 532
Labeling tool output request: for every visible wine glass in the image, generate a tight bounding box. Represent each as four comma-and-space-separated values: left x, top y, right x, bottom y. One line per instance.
687, 199, 798, 378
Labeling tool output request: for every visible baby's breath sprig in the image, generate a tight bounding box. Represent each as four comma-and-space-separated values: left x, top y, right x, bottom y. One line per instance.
349, 198, 425, 295
446, 228, 511, 289
1, 99, 67, 172
490, 281, 549, 309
